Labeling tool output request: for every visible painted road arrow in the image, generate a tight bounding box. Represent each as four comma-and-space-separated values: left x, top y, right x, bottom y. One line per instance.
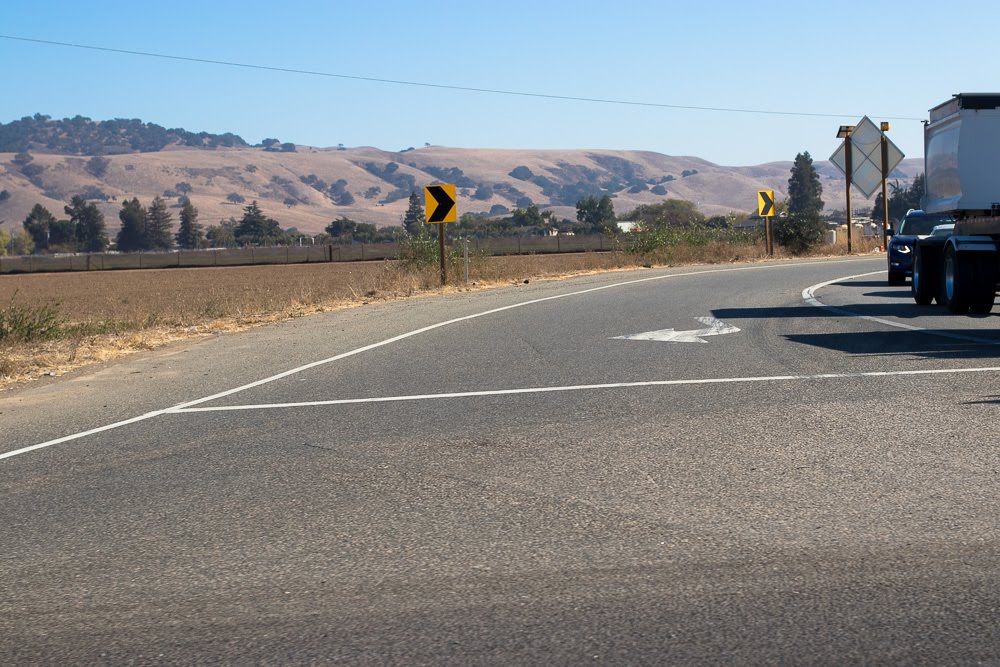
611, 316, 740, 343
425, 184, 457, 224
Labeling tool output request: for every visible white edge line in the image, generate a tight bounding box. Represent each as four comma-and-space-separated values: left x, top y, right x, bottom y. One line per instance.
802, 271, 1000, 346
3, 257, 874, 461
169, 366, 1000, 413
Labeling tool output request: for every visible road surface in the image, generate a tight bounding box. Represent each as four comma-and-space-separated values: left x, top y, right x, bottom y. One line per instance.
3, 256, 999, 665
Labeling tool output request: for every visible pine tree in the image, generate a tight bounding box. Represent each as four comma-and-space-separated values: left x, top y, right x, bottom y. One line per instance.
402, 191, 424, 235
116, 198, 147, 252
777, 152, 826, 254
234, 201, 281, 245
175, 201, 204, 249
145, 196, 174, 250
787, 151, 824, 217
66, 195, 109, 252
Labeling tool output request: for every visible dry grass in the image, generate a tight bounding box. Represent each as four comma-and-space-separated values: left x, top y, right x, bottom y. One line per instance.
0, 254, 638, 388
0, 242, 884, 390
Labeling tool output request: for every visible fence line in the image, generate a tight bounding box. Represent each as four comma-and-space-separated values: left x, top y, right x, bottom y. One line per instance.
0, 235, 612, 275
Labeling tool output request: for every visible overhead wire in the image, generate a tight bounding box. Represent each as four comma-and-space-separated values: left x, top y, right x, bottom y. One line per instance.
0, 34, 924, 122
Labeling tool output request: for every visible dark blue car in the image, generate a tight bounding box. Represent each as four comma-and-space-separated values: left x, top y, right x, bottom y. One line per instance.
887, 210, 954, 284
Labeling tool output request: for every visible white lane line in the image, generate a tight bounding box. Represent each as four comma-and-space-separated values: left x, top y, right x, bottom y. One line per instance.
0, 411, 167, 462
802, 271, 1000, 346
3, 257, 875, 461
169, 365, 1000, 413
170, 258, 870, 412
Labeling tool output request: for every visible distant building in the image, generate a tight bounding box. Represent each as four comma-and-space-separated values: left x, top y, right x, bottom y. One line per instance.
616, 221, 637, 233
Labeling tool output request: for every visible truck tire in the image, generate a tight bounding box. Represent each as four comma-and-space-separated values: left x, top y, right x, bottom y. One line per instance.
940, 244, 972, 314
912, 244, 937, 305
968, 249, 997, 314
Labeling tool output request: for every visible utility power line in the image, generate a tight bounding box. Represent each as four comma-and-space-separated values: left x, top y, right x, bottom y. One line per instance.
0, 34, 924, 122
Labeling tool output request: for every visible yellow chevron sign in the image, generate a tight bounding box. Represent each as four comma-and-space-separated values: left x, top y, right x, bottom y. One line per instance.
757, 190, 775, 217
425, 184, 457, 224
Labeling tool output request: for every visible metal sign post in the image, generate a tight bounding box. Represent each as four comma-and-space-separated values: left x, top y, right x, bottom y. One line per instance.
831, 117, 904, 255
846, 132, 853, 255
880, 122, 891, 251
757, 190, 775, 256
425, 183, 458, 286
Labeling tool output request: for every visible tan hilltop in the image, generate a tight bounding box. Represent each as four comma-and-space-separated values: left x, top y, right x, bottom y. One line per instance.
0, 144, 923, 236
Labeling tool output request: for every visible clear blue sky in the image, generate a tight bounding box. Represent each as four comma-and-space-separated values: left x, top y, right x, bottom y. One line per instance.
1, 0, 996, 166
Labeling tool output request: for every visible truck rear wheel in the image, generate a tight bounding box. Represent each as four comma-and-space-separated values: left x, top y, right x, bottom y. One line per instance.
912, 244, 937, 305
968, 250, 997, 314
941, 244, 971, 313
940, 242, 997, 315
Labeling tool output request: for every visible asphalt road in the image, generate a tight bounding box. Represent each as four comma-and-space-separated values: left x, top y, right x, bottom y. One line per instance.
3, 256, 1000, 665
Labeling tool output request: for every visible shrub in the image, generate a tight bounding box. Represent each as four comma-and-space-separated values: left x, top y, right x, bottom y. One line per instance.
0, 295, 63, 343
396, 229, 438, 268
627, 225, 762, 255
773, 213, 825, 254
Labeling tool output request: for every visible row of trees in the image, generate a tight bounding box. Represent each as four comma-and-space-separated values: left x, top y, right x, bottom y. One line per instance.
0, 114, 249, 154
4, 152, 867, 256
10, 196, 327, 254
19, 196, 206, 254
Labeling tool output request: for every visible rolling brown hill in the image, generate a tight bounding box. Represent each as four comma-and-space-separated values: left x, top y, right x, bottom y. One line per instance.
0, 144, 923, 237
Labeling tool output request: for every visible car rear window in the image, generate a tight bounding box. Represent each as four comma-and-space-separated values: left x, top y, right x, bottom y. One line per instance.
899, 214, 953, 235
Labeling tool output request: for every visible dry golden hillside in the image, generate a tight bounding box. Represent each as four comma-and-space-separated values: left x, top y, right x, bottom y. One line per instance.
0, 145, 922, 236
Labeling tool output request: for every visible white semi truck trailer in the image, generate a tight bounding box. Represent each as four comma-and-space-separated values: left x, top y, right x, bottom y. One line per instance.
912, 93, 1000, 314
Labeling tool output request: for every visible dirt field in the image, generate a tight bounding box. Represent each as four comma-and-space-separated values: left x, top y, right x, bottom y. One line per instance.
0, 253, 637, 321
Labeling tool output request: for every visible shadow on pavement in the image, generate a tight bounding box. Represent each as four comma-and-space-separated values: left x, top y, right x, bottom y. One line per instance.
834, 280, 891, 288
862, 290, 911, 299
782, 331, 1000, 361
713, 304, 999, 321
712, 301, 1000, 360
963, 396, 1000, 405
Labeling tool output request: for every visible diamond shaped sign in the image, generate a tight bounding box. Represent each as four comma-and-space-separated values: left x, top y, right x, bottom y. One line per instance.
829, 116, 904, 198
